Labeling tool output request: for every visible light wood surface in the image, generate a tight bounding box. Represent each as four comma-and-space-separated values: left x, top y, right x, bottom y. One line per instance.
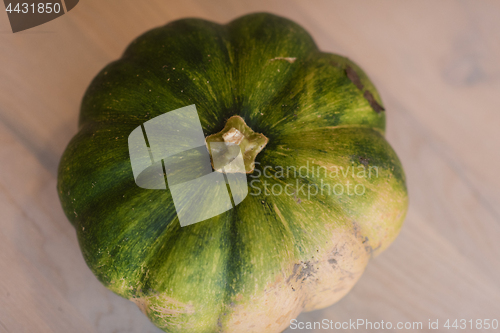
1, 1, 499, 332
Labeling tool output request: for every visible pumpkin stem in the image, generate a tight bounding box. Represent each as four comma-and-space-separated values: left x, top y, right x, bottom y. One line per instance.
205, 116, 268, 174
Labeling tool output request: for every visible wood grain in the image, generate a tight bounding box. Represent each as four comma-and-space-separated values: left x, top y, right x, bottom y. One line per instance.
0, 1, 499, 332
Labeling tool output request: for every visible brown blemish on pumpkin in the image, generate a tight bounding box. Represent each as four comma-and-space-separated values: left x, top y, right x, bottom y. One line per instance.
345, 66, 364, 90
327, 258, 337, 267
363, 90, 385, 113
288, 261, 316, 283
359, 156, 370, 166
350, 221, 374, 256
300, 226, 372, 311
345, 65, 385, 114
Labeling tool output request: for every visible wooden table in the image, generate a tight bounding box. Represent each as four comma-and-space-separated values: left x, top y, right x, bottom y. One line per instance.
1, 1, 499, 332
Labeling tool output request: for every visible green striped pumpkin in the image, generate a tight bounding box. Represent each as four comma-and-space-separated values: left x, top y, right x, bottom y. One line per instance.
58, 12, 408, 333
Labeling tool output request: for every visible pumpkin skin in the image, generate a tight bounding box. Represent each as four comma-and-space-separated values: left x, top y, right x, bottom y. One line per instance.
57, 12, 408, 333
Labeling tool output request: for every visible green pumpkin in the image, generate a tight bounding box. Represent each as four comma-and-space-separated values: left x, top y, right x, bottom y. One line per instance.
58, 12, 408, 333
